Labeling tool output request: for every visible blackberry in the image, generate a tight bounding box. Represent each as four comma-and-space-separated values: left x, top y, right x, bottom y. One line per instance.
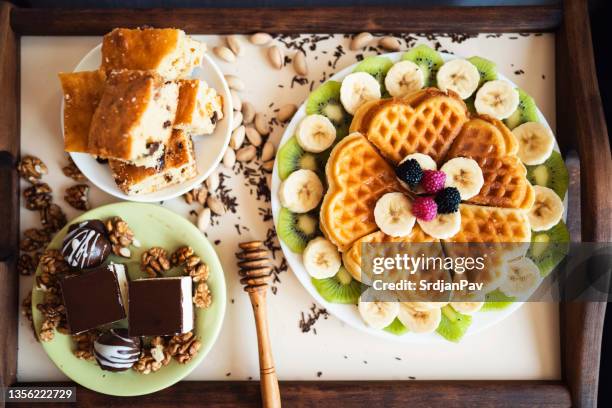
435, 187, 461, 214
395, 159, 423, 187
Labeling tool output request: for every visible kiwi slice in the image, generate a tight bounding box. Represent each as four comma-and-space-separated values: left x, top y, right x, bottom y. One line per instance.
352, 56, 394, 96
311, 266, 363, 304
503, 88, 538, 130
528, 220, 570, 277
437, 305, 472, 342
481, 289, 516, 312
384, 317, 409, 336
306, 80, 351, 139
467, 56, 497, 87
464, 96, 477, 115
276, 136, 325, 181
277, 207, 319, 253
526, 151, 569, 199
401, 44, 444, 87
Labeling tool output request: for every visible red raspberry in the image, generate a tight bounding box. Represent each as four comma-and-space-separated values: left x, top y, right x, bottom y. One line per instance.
412, 196, 438, 221
421, 170, 446, 194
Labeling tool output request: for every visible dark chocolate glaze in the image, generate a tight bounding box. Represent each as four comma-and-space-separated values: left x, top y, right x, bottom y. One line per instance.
94, 328, 141, 372
61, 220, 111, 269
60, 264, 126, 334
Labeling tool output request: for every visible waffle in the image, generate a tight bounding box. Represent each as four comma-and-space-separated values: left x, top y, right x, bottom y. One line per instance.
343, 225, 440, 282
350, 88, 468, 164
446, 116, 535, 210
320, 133, 402, 252
443, 204, 531, 244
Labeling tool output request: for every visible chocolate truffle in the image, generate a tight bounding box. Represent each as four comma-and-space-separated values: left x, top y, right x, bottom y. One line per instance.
94, 328, 141, 372
129, 276, 193, 336
60, 263, 128, 334
61, 220, 111, 269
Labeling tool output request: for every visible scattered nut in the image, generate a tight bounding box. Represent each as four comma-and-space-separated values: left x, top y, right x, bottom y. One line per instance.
18, 253, 39, 275
39, 204, 67, 232
206, 196, 226, 216
105, 216, 134, 257
232, 110, 243, 131
17, 155, 48, 183
23, 183, 52, 210
62, 156, 86, 181
236, 145, 257, 162
183, 185, 208, 205
350, 32, 373, 50
254, 113, 270, 136
213, 46, 236, 63
267, 45, 283, 70
64, 184, 90, 211
293, 51, 308, 76
205, 172, 219, 192
261, 141, 275, 162
186, 261, 209, 283
379, 36, 401, 51
226, 35, 242, 56
241, 101, 255, 124
230, 90, 242, 111
196, 208, 211, 232
21, 228, 51, 251
262, 160, 275, 172
223, 148, 236, 168
230, 125, 246, 149
170, 246, 195, 266
276, 104, 297, 122
141, 247, 171, 278
249, 32, 273, 45
192, 282, 212, 309
167, 331, 202, 363
224, 74, 245, 91
245, 126, 262, 147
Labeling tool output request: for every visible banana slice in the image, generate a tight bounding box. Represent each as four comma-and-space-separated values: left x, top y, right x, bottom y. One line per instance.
512, 122, 555, 165
279, 169, 324, 213
528, 185, 564, 231
474, 80, 519, 120
358, 299, 399, 329
412, 302, 448, 312
417, 211, 461, 239
399, 152, 437, 170
340, 72, 382, 115
500, 257, 542, 298
398, 302, 441, 333
374, 192, 416, 237
296, 114, 337, 153
384, 61, 424, 97
440, 157, 484, 200
303, 237, 341, 279
450, 302, 483, 314
436, 59, 480, 99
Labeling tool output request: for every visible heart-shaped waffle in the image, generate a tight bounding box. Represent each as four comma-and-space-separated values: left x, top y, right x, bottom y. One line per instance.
446, 116, 535, 210
319, 133, 402, 252
350, 88, 469, 165
342, 224, 440, 282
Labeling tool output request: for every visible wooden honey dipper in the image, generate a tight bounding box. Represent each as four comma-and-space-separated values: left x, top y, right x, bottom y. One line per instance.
237, 240, 281, 408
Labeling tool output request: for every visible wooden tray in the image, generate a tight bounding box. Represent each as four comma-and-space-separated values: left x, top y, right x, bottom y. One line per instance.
1, 0, 610, 406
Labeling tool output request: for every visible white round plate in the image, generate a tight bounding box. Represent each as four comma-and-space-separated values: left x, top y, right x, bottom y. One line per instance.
271, 51, 564, 343
63, 44, 233, 202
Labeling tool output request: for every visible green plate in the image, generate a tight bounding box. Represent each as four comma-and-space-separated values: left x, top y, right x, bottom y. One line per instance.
32, 202, 227, 396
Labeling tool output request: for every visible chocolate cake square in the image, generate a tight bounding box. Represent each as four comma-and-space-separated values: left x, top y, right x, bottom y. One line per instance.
128, 277, 193, 336
60, 263, 128, 334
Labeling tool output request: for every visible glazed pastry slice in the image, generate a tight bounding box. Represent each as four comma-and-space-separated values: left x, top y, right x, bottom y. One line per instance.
109, 130, 197, 195
174, 79, 224, 135
88, 70, 179, 168
58, 70, 106, 153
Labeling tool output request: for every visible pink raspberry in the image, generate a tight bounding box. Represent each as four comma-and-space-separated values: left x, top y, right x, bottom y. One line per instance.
412, 196, 438, 221
421, 170, 446, 194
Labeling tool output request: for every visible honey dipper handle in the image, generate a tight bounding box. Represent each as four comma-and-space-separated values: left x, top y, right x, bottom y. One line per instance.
248, 289, 281, 408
